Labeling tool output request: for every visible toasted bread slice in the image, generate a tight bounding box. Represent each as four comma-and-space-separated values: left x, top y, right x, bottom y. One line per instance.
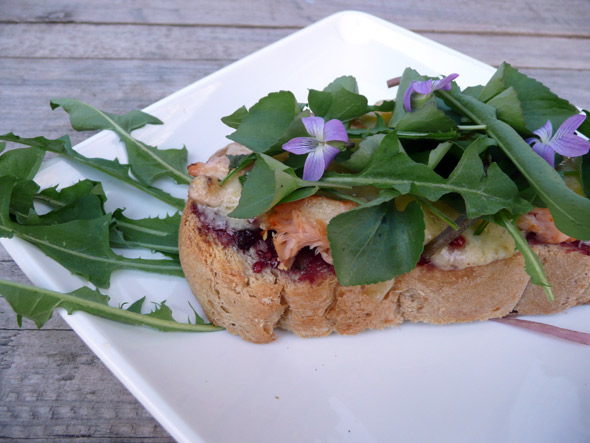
179, 200, 590, 343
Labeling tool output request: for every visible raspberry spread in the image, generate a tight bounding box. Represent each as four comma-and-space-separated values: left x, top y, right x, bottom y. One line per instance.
191, 202, 334, 282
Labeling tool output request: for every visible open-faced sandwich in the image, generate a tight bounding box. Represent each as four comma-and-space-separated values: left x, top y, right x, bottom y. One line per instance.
179, 64, 590, 343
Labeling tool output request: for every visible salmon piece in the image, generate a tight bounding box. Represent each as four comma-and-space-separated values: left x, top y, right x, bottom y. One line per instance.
517, 208, 575, 244
263, 196, 357, 269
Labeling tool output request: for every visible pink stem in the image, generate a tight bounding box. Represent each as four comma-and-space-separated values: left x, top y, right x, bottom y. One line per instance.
491, 317, 590, 345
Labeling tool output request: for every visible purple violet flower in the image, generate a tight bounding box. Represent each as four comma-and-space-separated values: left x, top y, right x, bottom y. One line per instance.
526, 114, 590, 167
403, 73, 459, 112
282, 116, 348, 181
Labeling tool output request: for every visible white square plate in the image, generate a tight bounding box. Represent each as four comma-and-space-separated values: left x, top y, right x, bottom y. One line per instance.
3, 11, 589, 443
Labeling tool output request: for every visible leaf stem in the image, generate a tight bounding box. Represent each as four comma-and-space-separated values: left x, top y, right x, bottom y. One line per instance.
495, 210, 554, 301
415, 196, 458, 229
457, 124, 487, 131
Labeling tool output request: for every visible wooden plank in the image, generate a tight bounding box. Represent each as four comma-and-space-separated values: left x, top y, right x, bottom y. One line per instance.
0, 24, 292, 62
1, 24, 589, 71
0, 245, 13, 262
0, 58, 229, 142
0, 329, 172, 441
1, 59, 589, 146
424, 33, 590, 70
1, 0, 589, 37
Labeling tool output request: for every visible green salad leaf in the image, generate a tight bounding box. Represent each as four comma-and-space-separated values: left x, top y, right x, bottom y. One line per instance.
328, 199, 425, 285
0, 146, 44, 180
229, 154, 301, 218
50, 99, 192, 186
0, 172, 182, 288
0, 279, 221, 332
0, 133, 185, 210
479, 62, 578, 132
308, 75, 369, 122
439, 87, 590, 240
323, 131, 531, 219
227, 91, 299, 153
110, 209, 180, 259
494, 210, 553, 301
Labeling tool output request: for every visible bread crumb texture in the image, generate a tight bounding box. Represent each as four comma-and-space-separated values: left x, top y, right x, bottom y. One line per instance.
179, 201, 590, 343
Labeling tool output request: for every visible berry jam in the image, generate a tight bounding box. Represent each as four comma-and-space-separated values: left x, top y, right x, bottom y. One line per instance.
525, 232, 589, 256
191, 203, 334, 280
292, 247, 335, 283
561, 240, 590, 256
448, 235, 466, 250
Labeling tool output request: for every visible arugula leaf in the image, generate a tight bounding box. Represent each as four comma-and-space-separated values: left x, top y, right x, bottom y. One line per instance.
0, 133, 185, 210
14, 216, 184, 288
494, 211, 553, 301
327, 199, 425, 285
427, 141, 453, 169
0, 176, 16, 239
110, 209, 180, 258
445, 138, 532, 218
479, 62, 578, 132
0, 178, 182, 287
439, 88, 590, 240
323, 132, 530, 219
33, 180, 107, 225
10, 180, 40, 224
485, 86, 527, 133
0, 279, 221, 332
227, 91, 298, 153
50, 99, 191, 186
324, 75, 360, 94
220, 153, 256, 186
36, 179, 106, 209
277, 187, 319, 205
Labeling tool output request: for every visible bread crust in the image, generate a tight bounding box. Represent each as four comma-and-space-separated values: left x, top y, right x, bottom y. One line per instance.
179, 200, 590, 343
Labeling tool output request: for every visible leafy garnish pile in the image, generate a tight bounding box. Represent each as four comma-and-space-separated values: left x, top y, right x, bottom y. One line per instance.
222, 63, 590, 300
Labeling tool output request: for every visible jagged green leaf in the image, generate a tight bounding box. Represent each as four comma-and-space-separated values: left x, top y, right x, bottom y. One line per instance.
110, 209, 180, 258
439, 87, 590, 240
0, 146, 45, 180
0, 280, 221, 332
479, 62, 578, 132
323, 131, 530, 219
49, 99, 191, 185
0, 133, 184, 210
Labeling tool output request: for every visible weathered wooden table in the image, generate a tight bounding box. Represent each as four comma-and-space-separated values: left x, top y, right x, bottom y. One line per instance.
1, 1, 589, 441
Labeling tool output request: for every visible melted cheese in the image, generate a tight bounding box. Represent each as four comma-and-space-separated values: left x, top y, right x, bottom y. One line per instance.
429, 222, 516, 270
188, 143, 254, 231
